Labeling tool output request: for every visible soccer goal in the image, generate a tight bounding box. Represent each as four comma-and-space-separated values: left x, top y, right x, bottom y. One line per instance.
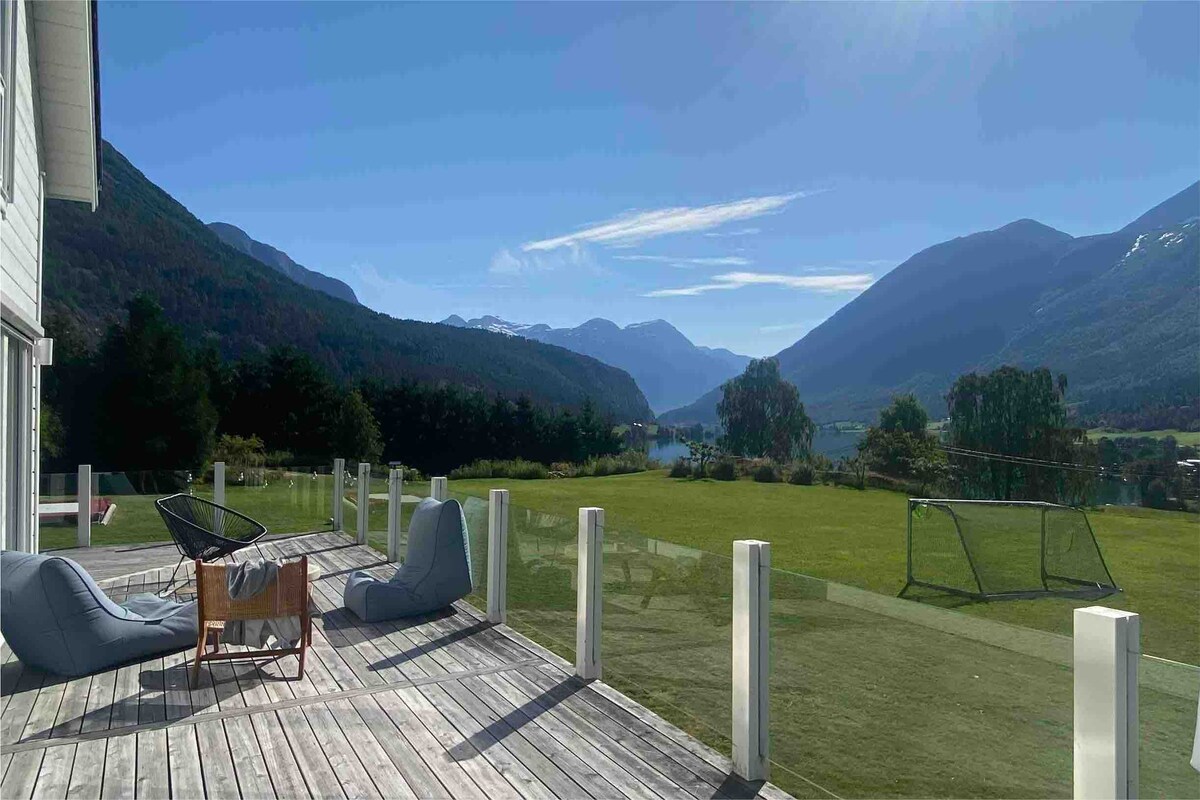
900, 499, 1120, 601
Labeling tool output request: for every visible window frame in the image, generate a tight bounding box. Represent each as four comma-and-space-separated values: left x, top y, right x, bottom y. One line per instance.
1, 324, 33, 552
0, 0, 17, 206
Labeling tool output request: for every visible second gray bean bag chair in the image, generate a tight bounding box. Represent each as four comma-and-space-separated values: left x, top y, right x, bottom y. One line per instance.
0, 550, 197, 677
344, 497, 473, 622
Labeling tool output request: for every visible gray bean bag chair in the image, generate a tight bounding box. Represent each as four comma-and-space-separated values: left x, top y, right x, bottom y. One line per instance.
344, 497, 473, 622
0, 550, 197, 677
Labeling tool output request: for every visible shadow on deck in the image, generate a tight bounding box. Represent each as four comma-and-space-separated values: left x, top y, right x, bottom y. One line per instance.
2, 533, 791, 800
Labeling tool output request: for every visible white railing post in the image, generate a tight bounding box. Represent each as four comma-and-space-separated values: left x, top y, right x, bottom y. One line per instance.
76, 464, 92, 548
1074, 607, 1139, 799
733, 539, 771, 782
356, 462, 370, 545
332, 458, 345, 531
213, 461, 226, 507
487, 489, 510, 624
431, 476, 448, 502
387, 468, 404, 562
576, 507, 604, 680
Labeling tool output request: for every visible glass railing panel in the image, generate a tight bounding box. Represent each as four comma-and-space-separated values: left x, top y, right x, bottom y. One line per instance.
506, 502, 577, 663
84, 469, 204, 546
1138, 657, 1200, 797
361, 466, 390, 555
602, 524, 734, 755
450, 489, 490, 612
341, 461, 363, 535
36, 472, 80, 550
399, 476, 431, 535
224, 466, 333, 536
768, 567, 1076, 799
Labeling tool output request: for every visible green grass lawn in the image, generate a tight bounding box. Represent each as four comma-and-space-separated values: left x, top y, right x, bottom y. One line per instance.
448, 470, 1198, 798
1086, 427, 1200, 445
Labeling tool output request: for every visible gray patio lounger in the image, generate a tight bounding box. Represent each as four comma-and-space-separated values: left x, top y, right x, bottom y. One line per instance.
0, 550, 197, 677
343, 497, 473, 622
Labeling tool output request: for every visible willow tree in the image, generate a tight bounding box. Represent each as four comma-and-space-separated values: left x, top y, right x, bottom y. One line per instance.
717, 358, 814, 462
946, 365, 1089, 501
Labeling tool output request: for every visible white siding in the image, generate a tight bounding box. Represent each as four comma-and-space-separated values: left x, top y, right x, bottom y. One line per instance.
1, 0, 44, 334
0, 0, 44, 555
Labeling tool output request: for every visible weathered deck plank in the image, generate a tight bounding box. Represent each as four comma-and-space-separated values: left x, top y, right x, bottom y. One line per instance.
5, 532, 790, 800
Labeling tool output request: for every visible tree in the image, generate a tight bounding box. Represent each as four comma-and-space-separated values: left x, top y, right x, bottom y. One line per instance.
94, 295, 217, 470
717, 358, 815, 462
860, 395, 942, 479
946, 365, 1092, 502
879, 393, 928, 436
683, 439, 718, 475
332, 389, 383, 463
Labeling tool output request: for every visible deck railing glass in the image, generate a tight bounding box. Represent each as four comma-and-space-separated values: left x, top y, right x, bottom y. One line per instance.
441, 482, 1199, 800
227, 465, 334, 536
38, 465, 339, 550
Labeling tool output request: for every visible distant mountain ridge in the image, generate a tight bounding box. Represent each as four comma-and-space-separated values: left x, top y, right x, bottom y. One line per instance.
661, 182, 1200, 425
42, 141, 653, 421
207, 221, 360, 305
441, 315, 751, 413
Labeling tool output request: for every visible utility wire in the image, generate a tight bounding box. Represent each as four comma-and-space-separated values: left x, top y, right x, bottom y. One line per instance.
938, 444, 1177, 481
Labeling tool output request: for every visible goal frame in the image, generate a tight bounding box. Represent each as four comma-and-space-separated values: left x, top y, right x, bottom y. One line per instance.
899, 498, 1120, 601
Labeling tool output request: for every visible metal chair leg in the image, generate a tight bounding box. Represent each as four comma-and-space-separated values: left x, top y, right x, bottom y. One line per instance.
159, 556, 186, 597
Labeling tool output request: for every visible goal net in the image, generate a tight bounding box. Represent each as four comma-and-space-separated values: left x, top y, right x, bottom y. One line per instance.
901, 499, 1119, 600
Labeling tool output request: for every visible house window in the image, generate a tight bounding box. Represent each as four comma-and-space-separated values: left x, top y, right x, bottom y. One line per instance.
2, 326, 33, 552
0, 0, 15, 204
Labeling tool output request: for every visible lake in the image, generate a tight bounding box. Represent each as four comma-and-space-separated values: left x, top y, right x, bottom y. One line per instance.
646, 427, 865, 464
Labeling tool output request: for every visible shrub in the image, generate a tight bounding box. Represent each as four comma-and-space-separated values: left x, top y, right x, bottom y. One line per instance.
752, 463, 781, 483
263, 450, 295, 467
711, 459, 737, 481
788, 461, 816, 485
448, 459, 548, 480
449, 451, 652, 481
390, 463, 425, 482
669, 459, 691, 478
580, 451, 653, 477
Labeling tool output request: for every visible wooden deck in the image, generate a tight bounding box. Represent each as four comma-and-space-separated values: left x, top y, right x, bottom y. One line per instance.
1, 533, 791, 799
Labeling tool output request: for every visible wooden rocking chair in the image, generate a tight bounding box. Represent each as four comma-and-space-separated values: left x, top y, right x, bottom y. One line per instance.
191, 555, 312, 687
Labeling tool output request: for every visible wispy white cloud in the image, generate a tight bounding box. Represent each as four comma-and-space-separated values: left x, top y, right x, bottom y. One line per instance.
703, 227, 761, 238
642, 270, 875, 298
613, 254, 752, 268
489, 244, 594, 276
522, 191, 817, 252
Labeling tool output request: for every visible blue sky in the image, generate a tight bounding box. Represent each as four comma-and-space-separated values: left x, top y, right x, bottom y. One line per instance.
99, 1, 1198, 356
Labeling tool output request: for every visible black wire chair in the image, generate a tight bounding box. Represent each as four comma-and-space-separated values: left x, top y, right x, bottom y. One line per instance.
155, 493, 268, 595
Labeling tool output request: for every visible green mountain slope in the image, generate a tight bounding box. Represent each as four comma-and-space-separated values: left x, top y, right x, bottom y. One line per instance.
42, 142, 652, 421
661, 183, 1199, 425
990, 220, 1199, 408
207, 221, 361, 305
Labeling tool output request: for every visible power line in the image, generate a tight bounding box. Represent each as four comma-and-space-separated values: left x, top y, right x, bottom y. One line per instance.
938, 444, 1172, 481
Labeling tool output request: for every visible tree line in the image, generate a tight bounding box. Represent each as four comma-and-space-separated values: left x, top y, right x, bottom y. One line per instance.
43, 296, 622, 475
694, 357, 1195, 509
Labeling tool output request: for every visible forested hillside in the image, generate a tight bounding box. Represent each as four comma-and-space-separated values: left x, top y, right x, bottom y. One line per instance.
208, 221, 360, 305
42, 142, 652, 421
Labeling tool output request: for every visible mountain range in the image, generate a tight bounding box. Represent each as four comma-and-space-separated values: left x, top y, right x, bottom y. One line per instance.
440, 315, 751, 413
41, 142, 652, 421
207, 221, 360, 305
662, 183, 1199, 425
